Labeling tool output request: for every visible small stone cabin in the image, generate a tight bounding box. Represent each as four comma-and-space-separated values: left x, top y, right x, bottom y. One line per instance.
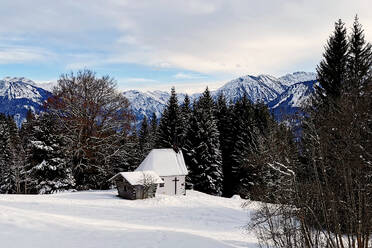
109, 171, 163, 200
135, 149, 188, 196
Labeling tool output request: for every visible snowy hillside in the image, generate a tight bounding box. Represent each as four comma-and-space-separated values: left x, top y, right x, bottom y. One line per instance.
0, 190, 258, 248
0, 77, 51, 126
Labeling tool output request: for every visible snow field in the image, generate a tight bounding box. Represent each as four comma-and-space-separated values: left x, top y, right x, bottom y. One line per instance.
0, 190, 258, 248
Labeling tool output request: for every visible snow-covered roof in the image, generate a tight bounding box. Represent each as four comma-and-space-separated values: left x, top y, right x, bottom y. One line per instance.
109, 171, 164, 186
135, 149, 188, 176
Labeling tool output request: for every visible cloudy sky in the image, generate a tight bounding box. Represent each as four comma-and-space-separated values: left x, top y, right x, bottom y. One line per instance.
0, 0, 371, 93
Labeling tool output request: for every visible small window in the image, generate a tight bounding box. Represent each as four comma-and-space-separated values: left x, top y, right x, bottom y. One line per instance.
159, 183, 164, 187
124, 186, 128, 191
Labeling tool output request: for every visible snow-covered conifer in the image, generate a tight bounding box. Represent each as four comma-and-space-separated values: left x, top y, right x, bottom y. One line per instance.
184, 88, 223, 196
22, 114, 75, 194
156, 87, 182, 148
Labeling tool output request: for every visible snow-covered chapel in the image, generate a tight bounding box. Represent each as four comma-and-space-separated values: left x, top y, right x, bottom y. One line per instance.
135, 149, 188, 196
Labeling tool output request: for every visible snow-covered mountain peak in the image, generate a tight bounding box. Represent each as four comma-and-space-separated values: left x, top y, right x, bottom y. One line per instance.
279, 71, 317, 86
0, 77, 52, 126
2, 76, 36, 86
213, 74, 286, 103
0, 77, 44, 101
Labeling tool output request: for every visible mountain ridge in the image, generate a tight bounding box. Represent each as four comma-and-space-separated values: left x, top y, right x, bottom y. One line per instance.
0, 72, 317, 126
0, 77, 51, 126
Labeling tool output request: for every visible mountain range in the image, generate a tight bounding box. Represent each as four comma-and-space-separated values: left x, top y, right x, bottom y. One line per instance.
0, 77, 51, 126
0, 72, 317, 127
123, 71, 317, 124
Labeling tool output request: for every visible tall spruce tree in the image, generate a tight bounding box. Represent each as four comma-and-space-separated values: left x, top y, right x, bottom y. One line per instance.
316, 19, 349, 104
347, 15, 372, 89
180, 94, 192, 148
22, 113, 75, 194
148, 113, 158, 149
184, 88, 223, 196
230, 94, 259, 197
0, 114, 16, 193
156, 87, 182, 148
6, 116, 25, 193
214, 93, 235, 196
123, 132, 143, 171
138, 116, 151, 159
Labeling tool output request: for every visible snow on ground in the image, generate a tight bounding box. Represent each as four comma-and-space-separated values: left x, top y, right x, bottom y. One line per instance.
0, 190, 258, 248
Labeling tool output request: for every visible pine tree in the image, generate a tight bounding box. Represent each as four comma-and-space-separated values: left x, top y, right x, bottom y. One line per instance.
124, 132, 143, 171
149, 112, 158, 145
0, 114, 16, 193
214, 93, 235, 196
22, 114, 75, 194
347, 15, 372, 90
316, 19, 349, 104
230, 95, 259, 197
138, 116, 151, 159
180, 94, 192, 147
156, 87, 182, 148
184, 88, 223, 196
6, 115, 25, 193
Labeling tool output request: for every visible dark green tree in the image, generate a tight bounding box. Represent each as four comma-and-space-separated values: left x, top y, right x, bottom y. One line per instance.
316, 19, 349, 104
180, 94, 192, 148
214, 93, 235, 196
184, 88, 223, 196
22, 114, 75, 194
347, 15, 372, 90
149, 112, 158, 148
156, 87, 182, 148
138, 116, 151, 159
230, 95, 259, 197
0, 114, 15, 193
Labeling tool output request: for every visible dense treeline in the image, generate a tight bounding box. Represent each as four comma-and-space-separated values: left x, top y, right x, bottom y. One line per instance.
250, 16, 372, 248
136, 86, 290, 198
0, 70, 290, 198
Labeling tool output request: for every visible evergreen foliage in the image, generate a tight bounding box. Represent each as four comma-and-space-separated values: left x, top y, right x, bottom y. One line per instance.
22, 114, 75, 194
156, 87, 182, 148
149, 112, 158, 148
0, 114, 16, 193
184, 88, 223, 196
230, 95, 258, 197
179, 94, 192, 148
138, 116, 151, 160
347, 15, 372, 90
214, 94, 234, 196
316, 19, 349, 104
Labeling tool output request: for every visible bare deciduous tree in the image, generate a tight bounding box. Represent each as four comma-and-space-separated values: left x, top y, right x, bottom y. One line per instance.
46, 70, 134, 189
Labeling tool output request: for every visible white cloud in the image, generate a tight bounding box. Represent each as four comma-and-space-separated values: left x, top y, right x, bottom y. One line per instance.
118, 77, 158, 83
0, 0, 371, 76
173, 73, 205, 79
0, 46, 53, 64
